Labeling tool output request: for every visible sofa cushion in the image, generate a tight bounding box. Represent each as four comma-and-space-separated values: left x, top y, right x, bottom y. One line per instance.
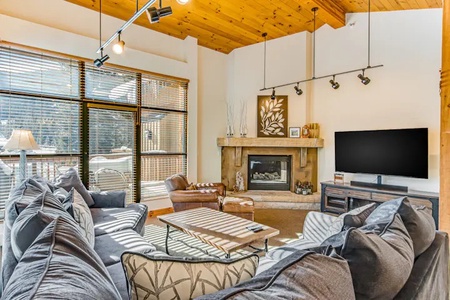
106, 262, 129, 300
326, 203, 377, 238
2, 178, 58, 289
363, 197, 435, 257
322, 214, 414, 300
121, 252, 259, 300
91, 203, 148, 236
2, 216, 121, 300
90, 190, 126, 208
73, 189, 95, 247
94, 229, 155, 267
265, 238, 320, 261
196, 250, 355, 300
11, 189, 74, 260
54, 167, 95, 207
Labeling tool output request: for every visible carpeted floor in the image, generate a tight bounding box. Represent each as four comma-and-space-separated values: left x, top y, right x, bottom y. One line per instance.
144, 208, 310, 258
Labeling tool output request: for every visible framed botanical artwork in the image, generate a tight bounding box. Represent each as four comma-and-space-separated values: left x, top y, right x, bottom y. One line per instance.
289, 127, 300, 138
257, 95, 288, 137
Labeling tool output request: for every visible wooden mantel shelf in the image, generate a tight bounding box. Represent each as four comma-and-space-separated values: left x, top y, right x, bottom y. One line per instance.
217, 137, 324, 148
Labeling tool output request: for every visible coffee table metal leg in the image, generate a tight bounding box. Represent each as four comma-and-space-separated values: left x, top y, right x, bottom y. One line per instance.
165, 224, 170, 255
264, 239, 268, 253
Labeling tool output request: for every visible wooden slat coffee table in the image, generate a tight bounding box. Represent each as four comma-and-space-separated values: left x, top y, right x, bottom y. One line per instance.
158, 207, 279, 258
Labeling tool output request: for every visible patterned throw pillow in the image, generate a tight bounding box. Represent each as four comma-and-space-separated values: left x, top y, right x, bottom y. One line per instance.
325, 203, 376, 239
121, 252, 259, 300
72, 189, 95, 247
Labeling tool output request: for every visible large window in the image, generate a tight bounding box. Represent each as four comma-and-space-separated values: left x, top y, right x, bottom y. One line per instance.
0, 45, 188, 217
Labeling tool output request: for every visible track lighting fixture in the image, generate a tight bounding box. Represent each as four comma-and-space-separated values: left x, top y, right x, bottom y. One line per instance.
112, 33, 125, 54
294, 84, 303, 95
259, 0, 383, 94
94, 0, 109, 68
176, 0, 189, 4
330, 76, 340, 89
271, 88, 276, 100
358, 71, 371, 85
147, 0, 172, 23
94, 52, 110, 68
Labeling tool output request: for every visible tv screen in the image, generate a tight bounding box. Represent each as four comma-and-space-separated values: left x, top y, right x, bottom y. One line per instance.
335, 128, 428, 179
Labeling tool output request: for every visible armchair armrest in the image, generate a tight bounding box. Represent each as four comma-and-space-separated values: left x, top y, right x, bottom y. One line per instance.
302, 211, 338, 244
195, 182, 226, 197
89, 190, 126, 208
169, 190, 220, 203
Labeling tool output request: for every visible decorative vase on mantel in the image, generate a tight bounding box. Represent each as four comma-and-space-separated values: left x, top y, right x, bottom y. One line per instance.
226, 100, 234, 138
226, 125, 234, 138
239, 98, 248, 138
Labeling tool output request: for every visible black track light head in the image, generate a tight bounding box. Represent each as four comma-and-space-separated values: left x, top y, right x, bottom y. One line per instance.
270, 88, 276, 100
329, 76, 340, 89
294, 84, 303, 95
358, 72, 371, 85
147, 6, 173, 23
93, 53, 110, 68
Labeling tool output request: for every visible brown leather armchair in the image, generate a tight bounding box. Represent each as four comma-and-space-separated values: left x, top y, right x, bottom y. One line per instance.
164, 174, 226, 212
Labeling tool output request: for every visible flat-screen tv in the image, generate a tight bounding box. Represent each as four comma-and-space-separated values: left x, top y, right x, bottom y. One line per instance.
335, 128, 428, 179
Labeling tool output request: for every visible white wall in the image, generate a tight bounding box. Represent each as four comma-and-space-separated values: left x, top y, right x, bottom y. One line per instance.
197, 46, 228, 182
229, 9, 442, 192
228, 32, 310, 137
313, 10, 442, 192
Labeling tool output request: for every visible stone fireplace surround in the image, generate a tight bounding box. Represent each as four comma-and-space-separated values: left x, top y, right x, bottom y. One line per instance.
217, 137, 324, 194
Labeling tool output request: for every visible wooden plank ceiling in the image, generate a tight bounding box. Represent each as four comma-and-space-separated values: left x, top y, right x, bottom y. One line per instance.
67, 0, 442, 54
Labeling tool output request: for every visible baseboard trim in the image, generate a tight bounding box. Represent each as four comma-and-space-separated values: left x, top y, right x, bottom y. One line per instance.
148, 207, 174, 218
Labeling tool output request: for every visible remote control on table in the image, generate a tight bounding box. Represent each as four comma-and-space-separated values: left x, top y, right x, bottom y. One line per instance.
246, 225, 263, 232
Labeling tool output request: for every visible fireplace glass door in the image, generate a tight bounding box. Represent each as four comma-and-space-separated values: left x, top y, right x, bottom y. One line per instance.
248, 155, 291, 190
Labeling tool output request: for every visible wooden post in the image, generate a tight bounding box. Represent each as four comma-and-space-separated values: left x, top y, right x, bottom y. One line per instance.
440, 0, 450, 233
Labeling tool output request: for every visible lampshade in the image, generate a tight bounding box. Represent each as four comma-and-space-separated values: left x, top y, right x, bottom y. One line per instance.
4, 129, 40, 151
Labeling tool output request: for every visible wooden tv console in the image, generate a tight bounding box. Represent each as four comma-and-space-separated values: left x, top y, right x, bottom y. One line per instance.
320, 181, 439, 229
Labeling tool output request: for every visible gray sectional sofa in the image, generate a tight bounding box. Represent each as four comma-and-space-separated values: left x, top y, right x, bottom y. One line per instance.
1, 175, 448, 299
1, 176, 154, 299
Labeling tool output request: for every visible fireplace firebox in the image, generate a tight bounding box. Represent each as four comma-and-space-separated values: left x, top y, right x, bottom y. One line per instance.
248, 155, 291, 190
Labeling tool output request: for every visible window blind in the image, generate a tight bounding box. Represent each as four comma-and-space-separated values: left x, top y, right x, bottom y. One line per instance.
0, 46, 82, 217
0, 46, 79, 98
0, 44, 189, 213
88, 108, 136, 204
85, 65, 137, 105
140, 74, 187, 202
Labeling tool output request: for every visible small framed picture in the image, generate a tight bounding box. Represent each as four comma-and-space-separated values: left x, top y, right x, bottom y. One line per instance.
289, 127, 300, 138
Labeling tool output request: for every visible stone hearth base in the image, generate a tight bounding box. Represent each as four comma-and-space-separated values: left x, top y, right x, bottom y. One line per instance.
228, 191, 320, 210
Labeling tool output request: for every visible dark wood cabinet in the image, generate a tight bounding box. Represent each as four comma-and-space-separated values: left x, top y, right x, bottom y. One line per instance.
320, 181, 439, 229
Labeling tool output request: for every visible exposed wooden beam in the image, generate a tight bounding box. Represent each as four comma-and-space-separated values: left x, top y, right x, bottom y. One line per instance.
303, 0, 347, 29
440, 0, 450, 233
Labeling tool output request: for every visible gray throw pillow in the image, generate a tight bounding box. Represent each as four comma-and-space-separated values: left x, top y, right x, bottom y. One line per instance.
325, 203, 377, 238
90, 190, 126, 208
322, 214, 414, 300
11, 190, 74, 260
2, 216, 121, 300
54, 167, 94, 207
196, 250, 355, 300
363, 197, 435, 257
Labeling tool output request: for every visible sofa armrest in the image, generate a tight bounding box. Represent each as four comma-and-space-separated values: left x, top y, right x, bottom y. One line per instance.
169, 190, 220, 203
195, 183, 226, 197
302, 211, 337, 244
89, 190, 126, 208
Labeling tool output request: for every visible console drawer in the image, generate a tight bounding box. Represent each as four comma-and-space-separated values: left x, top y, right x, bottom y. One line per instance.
371, 193, 398, 202
347, 190, 371, 199
325, 187, 346, 197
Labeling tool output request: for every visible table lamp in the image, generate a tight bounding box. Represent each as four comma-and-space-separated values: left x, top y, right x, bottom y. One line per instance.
4, 129, 40, 182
